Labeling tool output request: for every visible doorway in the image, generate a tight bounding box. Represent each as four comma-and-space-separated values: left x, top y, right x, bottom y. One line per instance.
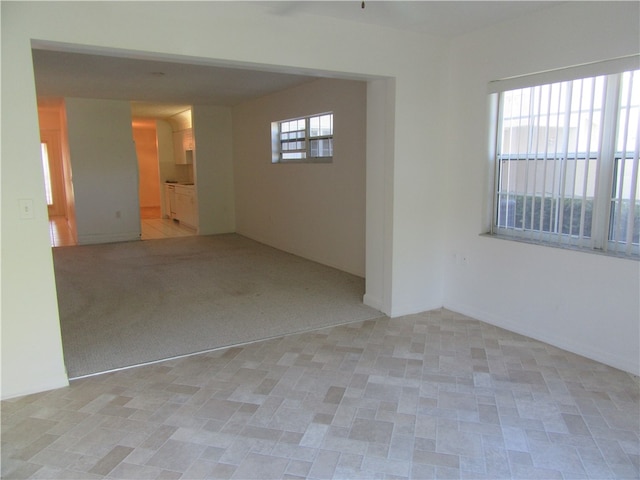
40, 132, 64, 217
40, 127, 76, 247
132, 119, 162, 221
132, 117, 197, 240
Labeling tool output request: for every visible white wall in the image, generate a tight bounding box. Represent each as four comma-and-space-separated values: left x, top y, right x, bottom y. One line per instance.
4, 1, 448, 398
7, 2, 634, 399
233, 78, 366, 276
193, 105, 235, 235
65, 98, 141, 244
442, 2, 640, 375
1, 5, 69, 397
364, 79, 396, 312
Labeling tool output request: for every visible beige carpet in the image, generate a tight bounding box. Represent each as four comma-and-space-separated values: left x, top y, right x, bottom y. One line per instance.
52, 234, 384, 378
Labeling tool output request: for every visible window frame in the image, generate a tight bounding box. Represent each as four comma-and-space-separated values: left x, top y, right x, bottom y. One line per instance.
271, 112, 334, 164
489, 58, 639, 259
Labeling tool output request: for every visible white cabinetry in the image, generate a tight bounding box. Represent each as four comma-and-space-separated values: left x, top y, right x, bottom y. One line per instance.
164, 184, 176, 219
173, 128, 194, 165
173, 185, 198, 229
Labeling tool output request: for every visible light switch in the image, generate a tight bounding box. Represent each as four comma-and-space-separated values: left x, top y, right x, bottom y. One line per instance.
19, 199, 34, 219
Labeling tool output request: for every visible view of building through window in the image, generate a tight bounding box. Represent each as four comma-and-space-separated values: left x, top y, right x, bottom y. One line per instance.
495, 69, 639, 256
273, 113, 333, 162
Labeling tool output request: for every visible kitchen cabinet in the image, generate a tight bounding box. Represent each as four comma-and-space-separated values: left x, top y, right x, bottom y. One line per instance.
173, 128, 194, 165
182, 129, 194, 150
164, 183, 176, 219
173, 184, 198, 229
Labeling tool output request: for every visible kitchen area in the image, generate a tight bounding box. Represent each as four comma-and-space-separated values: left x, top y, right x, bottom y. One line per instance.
40, 96, 234, 247
164, 125, 197, 228
135, 107, 200, 240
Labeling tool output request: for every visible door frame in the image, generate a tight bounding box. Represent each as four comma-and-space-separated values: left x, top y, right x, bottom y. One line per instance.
40, 129, 67, 218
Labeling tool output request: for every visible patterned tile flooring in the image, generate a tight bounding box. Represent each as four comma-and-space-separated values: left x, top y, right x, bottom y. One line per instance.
2, 309, 639, 479
140, 219, 196, 241
48, 216, 195, 247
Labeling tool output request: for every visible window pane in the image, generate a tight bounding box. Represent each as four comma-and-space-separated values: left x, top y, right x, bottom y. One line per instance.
496, 76, 606, 243
273, 113, 333, 163
494, 67, 640, 256
309, 114, 333, 138
617, 71, 640, 152
282, 152, 306, 160
610, 70, 640, 250
320, 114, 333, 135
310, 138, 333, 158
610, 160, 640, 245
309, 116, 319, 137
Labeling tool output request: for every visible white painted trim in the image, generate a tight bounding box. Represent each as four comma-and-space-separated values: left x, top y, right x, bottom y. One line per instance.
362, 293, 384, 313
77, 232, 140, 245
1, 377, 69, 401
388, 302, 443, 319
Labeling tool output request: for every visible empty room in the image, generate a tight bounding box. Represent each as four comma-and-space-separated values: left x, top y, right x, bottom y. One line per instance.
2, 1, 639, 479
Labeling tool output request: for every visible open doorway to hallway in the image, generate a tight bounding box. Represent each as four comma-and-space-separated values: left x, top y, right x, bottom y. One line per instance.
132, 115, 197, 241
39, 101, 197, 246
132, 118, 162, 225
38, 99, 78, 247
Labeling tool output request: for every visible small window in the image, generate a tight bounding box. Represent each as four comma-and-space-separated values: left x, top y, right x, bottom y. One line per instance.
272, 113, 333, 163
492, 66, 639, 257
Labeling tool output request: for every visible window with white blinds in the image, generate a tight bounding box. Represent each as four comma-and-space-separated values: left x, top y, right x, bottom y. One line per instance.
492, 59, 639, 257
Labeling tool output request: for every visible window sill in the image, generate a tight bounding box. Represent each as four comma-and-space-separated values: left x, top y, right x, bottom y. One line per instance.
480, 232, 639, 261
273, 157, 333, 165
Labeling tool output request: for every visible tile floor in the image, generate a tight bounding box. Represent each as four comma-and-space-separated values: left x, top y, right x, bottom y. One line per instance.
140, 218, 196, 241
2, 309, 639, 479
49, 217, 195, 247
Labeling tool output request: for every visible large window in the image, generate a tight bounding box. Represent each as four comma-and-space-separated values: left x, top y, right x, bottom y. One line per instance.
272, 113, 333, 163
492, 60, 639, 257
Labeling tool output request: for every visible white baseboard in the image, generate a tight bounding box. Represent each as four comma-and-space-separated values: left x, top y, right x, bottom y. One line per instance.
389, 302, 443, 319
362, 295, 442, 319
444, 302, 639, 377
2, 376, 69, 401
77, 232, 140, 245
363, 293, 384, 314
